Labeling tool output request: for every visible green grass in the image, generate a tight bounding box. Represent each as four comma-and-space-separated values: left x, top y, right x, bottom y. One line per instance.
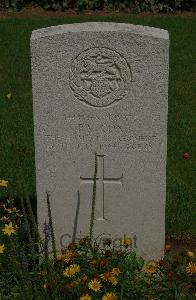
0, 15, 195, 234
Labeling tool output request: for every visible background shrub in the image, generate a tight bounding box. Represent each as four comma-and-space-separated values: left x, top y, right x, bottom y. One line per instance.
0, 0, 196, 12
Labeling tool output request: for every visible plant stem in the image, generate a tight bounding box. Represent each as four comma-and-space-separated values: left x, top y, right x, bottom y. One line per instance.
89, 152, 98, 241
46, 192, 57, 260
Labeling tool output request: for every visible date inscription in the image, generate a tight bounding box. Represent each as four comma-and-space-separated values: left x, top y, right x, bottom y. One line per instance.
44, 113, 161, 153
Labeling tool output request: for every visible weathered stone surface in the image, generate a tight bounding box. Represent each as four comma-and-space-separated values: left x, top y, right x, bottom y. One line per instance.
31, 22, 169, 260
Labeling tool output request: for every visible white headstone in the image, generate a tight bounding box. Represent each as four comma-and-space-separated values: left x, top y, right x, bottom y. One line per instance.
31, 22, 169, 261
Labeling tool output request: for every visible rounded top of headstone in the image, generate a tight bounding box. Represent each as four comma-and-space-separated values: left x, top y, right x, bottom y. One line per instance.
31, 22, 169, 41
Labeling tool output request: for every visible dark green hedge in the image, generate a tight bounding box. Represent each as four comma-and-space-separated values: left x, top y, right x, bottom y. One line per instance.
1, 0, 196, 12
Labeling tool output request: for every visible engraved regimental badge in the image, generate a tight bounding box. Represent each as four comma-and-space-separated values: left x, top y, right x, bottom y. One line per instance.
69, 47, 131, 108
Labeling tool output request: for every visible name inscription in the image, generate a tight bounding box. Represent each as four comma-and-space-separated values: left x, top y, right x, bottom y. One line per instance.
44, 114, 161, 153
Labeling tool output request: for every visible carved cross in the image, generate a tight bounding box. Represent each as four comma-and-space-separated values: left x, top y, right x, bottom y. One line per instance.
80, 155, 123, 220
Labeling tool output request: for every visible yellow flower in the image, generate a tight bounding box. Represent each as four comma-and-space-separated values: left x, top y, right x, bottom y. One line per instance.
0, 216, 10, 222
187, 251, 194, 258
186, 262, 196, 275
165, 244, 172, 252
120, 238, 132, 247
100, 271, 118, 285
5, 207, 20, 214
80, 275, 88, 283
0, 179, 8, 188
88, 278, 102, 292
63, 264, 80, 277
111, 267, 121, 276
145, 261, 158, 276
6, 93, 12, 100
16, 213, 23, 218
102, 292, 117, 300
2, 222, 17, 236
64, 250, 77, 263
56, 254, 66, 261
0, 243, 5, 254
108, 275, 118, 286
80, 295, 92, 300
100, 271, 113, 281
12, 207, 20, 213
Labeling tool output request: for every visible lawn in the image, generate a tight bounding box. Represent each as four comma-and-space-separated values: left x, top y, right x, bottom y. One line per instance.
0, 15, 195, 235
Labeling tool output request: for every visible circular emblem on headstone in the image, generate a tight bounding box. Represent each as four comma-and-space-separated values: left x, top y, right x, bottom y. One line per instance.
69, 47, 131, 107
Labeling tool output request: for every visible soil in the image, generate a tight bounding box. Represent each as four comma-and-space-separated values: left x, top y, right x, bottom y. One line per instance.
0, 5, 196, 19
